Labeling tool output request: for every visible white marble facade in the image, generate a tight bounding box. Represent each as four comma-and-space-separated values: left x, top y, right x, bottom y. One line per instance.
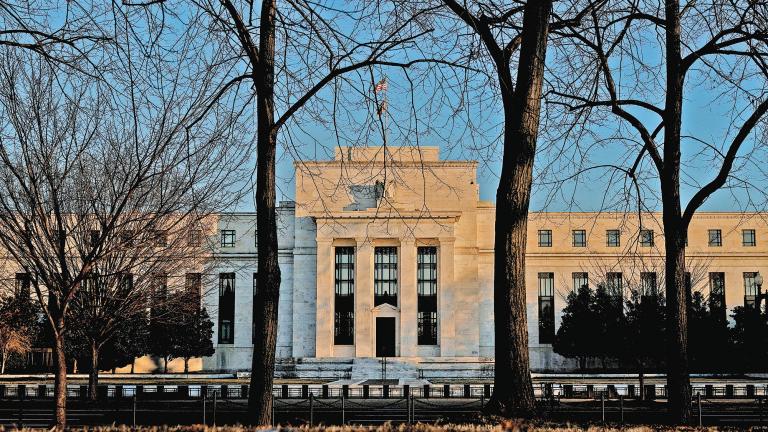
202, 147, 768, 373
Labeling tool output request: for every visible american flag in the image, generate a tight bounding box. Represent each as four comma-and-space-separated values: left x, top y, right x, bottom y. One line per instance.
374, 78, 388, 93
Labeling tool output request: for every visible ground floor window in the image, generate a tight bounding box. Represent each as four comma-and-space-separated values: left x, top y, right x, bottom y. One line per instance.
538, 272, 555, 344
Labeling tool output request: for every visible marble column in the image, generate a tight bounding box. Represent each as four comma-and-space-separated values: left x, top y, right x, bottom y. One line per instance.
399, 239, 417, 357
355, 240, 374, 357
438, 238, 455, 356
315, 239, 334, 357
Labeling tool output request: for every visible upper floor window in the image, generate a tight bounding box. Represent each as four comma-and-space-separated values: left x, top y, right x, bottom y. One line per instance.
606, 230, 620, 247
743, 229, 756, 247
572, 230, 586, 247
538, 230, 552, 247
640, 229, 654, 247
374, 247, 398, 307
572, 272, 589, 291
185, 273, 202, 306
708, 229, 722, 247
188, 229, 202, 247
221, 229, 236, 248
154, 229, 168, 247
89, 230, 100, 249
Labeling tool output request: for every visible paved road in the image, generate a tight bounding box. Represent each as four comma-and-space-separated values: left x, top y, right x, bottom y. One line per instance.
3, 397, 768, 428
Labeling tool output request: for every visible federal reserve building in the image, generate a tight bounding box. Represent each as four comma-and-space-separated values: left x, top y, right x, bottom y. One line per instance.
201, 146, 768, 376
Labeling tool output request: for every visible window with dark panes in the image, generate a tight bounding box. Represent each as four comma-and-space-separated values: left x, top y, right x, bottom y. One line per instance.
538, 230, 552, 247
417, 247, 438, 345
334, 247, 355, 345
607, 272, 623, 298
14, 273, 30, 299
221, 229, 236, 248
743, 229, 756, 247
709, 272, 726, 321
374, 247, 398, 306
640, 229, 654, 247
641, 272, 657, 298
607, 230, 620, 247
538, 272, 555, 344
89, 230, 100, 249
572, 272, 588, 291
744, 272, 759, 308
708, 229, 722, 247
572, 230, 586, 247
218, 273, 235, 344
253, 273, 258, 343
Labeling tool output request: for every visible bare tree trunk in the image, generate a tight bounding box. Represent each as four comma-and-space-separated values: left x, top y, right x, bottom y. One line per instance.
88, 342, 99, 401
130, 360, 135, 374
487, 0, 552, 417
164, 356, 169, 373
248, 1, 280, 425
184, 358, 189, 374
663, 215, 691, 422
52, 324, 67, 429
662, 0, 691, 422
1, 351, 6, 374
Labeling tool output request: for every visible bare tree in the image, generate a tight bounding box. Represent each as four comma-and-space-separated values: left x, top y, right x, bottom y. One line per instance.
422, 0, 604, 415
547, 0, 768, 422
0, 46, 251, 428
120, 0, 456, 423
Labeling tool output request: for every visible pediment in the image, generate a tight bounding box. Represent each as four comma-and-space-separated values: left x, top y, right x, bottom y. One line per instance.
372, 302, 398, 312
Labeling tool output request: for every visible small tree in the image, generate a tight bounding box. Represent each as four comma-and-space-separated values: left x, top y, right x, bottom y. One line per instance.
688, 292, 730, 373
730, 306, 768, 372
0, 295, 39, 374
554, 285, 599, 370
172, 302, 215, 374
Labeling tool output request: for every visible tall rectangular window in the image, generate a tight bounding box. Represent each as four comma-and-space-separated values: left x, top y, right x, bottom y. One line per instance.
417, 247, 438, 345
743, 229, 756, 247
606, 230, 621, 247
538, 230, 552, 247
709, 272, 726, 321
89, 230, 100, 249
538, 273, 555, 344
374, 247, 398, 306
334, 247, 355, 345
572, 272, 589, 291
151, 273, 168, 319
640, 272, 657, 297
154, 229, 168, 247
708, 229, 722, 247
185, 273, 202, 307
744, 272, 759, 308
607, 272, 623, 298
14, 273, 30, 299
221, 229, 236, 248
640, 229, 654, 247
218, 273, 235, 344
572, 230, 586, 247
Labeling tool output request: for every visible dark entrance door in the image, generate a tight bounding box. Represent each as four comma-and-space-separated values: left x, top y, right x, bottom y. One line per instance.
375, 317, 396, 357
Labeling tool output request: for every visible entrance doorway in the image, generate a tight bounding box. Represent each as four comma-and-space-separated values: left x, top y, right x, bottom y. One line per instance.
375, 317, 396, 357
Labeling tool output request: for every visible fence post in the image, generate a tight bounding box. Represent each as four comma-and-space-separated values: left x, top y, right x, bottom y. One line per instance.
601, 392, 605, 423
309, 392, 314, 426
342, 394, 346, 425
133, 394, 137, 427
410, 393, 415, 424
213, 389, 218, 427
202, 389, 207, 425
18, 385, 24, 429
620, 395, 624, 424
697, 392, 702, 427
481, 391, 485, 409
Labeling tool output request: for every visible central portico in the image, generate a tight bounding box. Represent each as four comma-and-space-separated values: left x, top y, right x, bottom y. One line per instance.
295, 146, 485, 360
